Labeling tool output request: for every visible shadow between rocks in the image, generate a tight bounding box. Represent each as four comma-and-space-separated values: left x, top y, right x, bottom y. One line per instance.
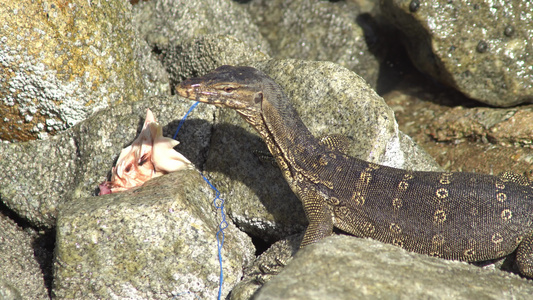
32, 230, 55, 298
172, 118, 306, 242
0, 200, 55, 298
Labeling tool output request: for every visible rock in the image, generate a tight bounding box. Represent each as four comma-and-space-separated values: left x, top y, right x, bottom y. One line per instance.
244, 0, 381, 87
0, 134, 78, 228
0, 280, 22, 300
0, 215, 50, 300
198, 59, 441, 243
0, 0, 167, 142
132, 0, 271, 83
133, 0, 269, 53
54, 170, 254, 299
160, 35, 269, 88
0, 95, 215, 228
5, 0, 533, 298
427, 106, 533, 147
381, 0, 533, 107
383, 73, 533, 180
230, 233, 303, 300
254, 235, 533, 299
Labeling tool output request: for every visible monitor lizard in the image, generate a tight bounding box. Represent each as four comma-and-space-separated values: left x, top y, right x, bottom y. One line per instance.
176, 65, 533, 278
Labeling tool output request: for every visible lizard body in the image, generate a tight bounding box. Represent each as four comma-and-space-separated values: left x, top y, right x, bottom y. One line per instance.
176, 65, 533, 278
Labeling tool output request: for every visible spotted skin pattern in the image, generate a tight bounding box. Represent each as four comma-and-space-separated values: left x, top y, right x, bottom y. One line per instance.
177, 65, 533, 278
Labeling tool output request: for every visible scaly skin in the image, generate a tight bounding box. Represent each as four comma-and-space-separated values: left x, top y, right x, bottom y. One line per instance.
177, 65, 533, 278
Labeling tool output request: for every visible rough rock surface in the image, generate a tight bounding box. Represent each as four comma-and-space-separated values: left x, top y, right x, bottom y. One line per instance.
381, 0, 533, 107
0, 95, 215, 228
0, 215, 49, 300
160, 35, 269, 88
2, 0, 533, 298
383, 72, 533, 181
244, 0, 381, 87
54, 170, 254, 299
201, 59, 441, 243
427, 106, 533, 147
254, 235, 533, 300
132, 0, 270, 83
133, 0, 269, 53
0, 0, 166, 141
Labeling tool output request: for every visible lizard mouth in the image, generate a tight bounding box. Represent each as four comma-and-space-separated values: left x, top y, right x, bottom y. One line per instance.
176, 81, 203, 101
176, 80, 229, 107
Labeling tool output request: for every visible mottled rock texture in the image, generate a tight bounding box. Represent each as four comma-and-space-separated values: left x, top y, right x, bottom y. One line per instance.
133, 0, 269, 53
254, 235, 533, 300
132, 0, 271, 83
54, 171, 254, 299
244, 0, 381, 87
0, 0, 166, 141
381, 0, 533, 106
0, 215, 50, 300
2, 0, 533, 299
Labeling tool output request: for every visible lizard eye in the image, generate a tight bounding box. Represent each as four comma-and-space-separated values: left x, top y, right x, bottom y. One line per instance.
224, 87, 236, 92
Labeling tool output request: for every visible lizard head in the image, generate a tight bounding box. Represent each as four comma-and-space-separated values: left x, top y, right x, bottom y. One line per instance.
176, 65, 266, 116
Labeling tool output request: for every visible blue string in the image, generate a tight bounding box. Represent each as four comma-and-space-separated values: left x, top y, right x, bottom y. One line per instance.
173, 101, 227, 300
203, 175, 228, 300
172, 101, 200, 140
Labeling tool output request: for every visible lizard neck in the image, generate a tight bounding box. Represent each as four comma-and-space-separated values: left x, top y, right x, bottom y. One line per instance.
245, 81, 321, 188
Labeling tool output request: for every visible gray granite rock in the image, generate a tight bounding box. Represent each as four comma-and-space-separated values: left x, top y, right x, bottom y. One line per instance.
0, 0, 167, 142
132, 0, 269, 53
381, 0, 533, 107
254, 235, 533, 300
197, 59, 441, 243
0, 281, 22, 300
0, 215, 49, 300
132, 0, 270, 84
54, 170, 254, 299
244, 0, 381, 87
253, 60, 440, 170
0, 95, 215, 228
8, 1, 532, 298
160, 35, 269, 88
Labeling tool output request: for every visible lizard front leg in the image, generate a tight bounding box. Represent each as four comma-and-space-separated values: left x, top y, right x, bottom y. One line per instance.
300, 189, 334, 247
516, 234, 533, 278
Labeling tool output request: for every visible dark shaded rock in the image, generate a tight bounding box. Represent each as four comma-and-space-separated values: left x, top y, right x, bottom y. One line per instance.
132, 0, 270, 84
132, 0, 269, 53
230, 233, 303, 300
381, 0, 533, 107
0, 215, 49, 300
244, 0, 381, 87
160, 35, 269, 88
